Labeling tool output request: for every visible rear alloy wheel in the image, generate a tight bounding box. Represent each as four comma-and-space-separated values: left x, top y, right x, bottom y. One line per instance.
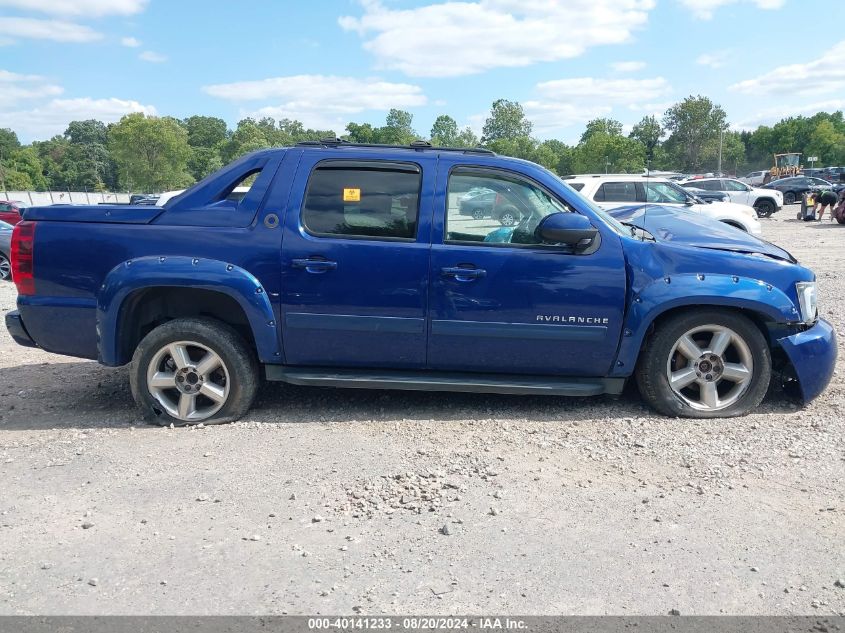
754, 200, 774, 218
0, 253, 10, 281
636, 311, 771, 418
130, 317, 258, 425
472, 208, 485, 220
784, 191, 796, 205
497, 206, 519, 227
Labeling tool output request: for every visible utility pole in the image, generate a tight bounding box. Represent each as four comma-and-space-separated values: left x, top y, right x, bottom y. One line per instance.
605, 155, 610, 174
717, 128, 724, 176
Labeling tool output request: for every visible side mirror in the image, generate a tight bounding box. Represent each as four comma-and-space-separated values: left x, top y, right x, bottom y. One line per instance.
536, 213, 598, 250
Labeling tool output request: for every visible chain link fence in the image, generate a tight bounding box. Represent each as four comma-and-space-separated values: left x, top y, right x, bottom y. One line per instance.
0, 190, 131, 205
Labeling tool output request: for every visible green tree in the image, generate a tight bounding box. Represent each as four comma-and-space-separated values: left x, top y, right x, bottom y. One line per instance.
183, 115, 229, 148
188, 146, 224, 181
109, 113, 192, 191
806, 119, 845, 166
572, 133, 646, 174
629, 115, 662, 163
454, 126, 480, 148
221, 119, 272, 162
663, 96, 728, 172
344, 122, 377, 143
481, 99, 532, 144
430, 115, 460, 146
379, 109, 416, 144
485, 136, 538, 161
0, 147, 47, 190
580, 118, 623, 143
0, 128, 22, 158
65, 119, 107, 146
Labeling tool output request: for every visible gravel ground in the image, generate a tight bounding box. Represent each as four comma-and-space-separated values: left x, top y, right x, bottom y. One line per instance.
0, 208, 843, 615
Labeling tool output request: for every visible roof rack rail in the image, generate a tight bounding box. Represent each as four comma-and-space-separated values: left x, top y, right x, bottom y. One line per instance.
295, 138, 495, 156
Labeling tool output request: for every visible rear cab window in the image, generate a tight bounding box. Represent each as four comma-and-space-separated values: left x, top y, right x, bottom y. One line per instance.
302, 161, 421, 240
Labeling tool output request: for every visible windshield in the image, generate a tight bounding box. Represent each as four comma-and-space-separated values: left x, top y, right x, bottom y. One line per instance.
645, 181, 691, 204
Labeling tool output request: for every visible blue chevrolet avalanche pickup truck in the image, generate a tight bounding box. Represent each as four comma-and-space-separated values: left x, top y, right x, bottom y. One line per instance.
4, 141, 837, 425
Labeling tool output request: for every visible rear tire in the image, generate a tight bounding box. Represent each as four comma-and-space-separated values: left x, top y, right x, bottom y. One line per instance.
129, 317, 259, 426
635, 310, 771, 418
472, 208, 485, 220
497, 205, 519, 227
784, 191, 796, 205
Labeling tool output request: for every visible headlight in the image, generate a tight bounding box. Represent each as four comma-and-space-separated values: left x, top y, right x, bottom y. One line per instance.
795, 281, 817, 324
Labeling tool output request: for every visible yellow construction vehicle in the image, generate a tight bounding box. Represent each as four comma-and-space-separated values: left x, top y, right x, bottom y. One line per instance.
766, 152, 802, 182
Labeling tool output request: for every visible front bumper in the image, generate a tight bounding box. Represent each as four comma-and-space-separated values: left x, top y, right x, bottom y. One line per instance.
776, 318, 837, 402
5, 310, 37, 348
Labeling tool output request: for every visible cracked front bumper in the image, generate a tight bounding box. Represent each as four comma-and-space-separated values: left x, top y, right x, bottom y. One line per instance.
776, 318, 837, 402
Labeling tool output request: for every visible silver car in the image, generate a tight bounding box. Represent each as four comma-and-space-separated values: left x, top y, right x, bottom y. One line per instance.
0, 220, 12, 281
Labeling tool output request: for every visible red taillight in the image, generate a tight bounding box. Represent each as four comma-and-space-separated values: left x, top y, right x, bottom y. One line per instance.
495, 193, 502, 205
11, 221, 36, 295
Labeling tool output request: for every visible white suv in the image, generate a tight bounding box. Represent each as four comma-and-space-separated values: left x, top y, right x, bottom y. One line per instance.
680, 177, 783, 218
739, 170, 768, 187
565, 174, 762, 235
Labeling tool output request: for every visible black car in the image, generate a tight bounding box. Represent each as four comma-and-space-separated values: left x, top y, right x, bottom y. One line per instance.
761, 176, 838, 204
130, 194, 160, 205
681, 186, 730, 204
457, 189, 524, 226
820, 167, 845, 183
458, 190, 496, 219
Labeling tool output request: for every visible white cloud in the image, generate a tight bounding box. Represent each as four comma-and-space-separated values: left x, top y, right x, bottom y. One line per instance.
139, 50, 167, 63
524, 101, 614, 134
678, 0, 784, 20
0, 16, 102, 42
730, 40, 845, 96
610, 61, 646, 72
0, 69, 62, 106
203, 74, 427, 131
535, 76, 671, 103
0, 0, 147, 16
732, 100, 845, 130
519, 76, 672, 136
1, 97, 156, 140
339, 0, 656, 77
696, 50, 730, 68
121, 36, 141, 47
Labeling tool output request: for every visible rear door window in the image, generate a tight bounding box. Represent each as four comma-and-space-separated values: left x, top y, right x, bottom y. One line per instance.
594, 182, 638, 202
302, 162, 421, 240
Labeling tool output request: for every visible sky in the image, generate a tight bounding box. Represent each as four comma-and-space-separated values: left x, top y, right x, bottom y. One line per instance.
1, 0, 844, 144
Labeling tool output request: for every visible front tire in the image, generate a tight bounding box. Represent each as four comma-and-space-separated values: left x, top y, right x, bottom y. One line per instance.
635, 310, 771, 418
472, 208, 485, 220
784, 191, 796, 205
754, 200, 774, 217
129, 317, 259, 426
0, 253, 10, 281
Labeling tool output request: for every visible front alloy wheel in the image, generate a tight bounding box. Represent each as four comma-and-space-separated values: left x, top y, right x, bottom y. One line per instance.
666, 325, 753, 412
636, 310, 771, 418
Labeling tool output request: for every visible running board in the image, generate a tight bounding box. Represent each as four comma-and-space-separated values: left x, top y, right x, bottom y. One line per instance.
264, 366, 624, 397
